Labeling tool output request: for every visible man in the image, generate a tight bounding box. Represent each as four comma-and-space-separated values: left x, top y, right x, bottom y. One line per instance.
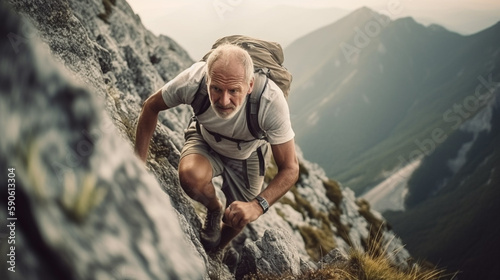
134, 43, 299, 252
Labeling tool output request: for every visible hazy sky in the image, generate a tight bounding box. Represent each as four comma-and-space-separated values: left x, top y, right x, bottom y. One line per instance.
126, 0, 500, 59
127, 0, 500, 12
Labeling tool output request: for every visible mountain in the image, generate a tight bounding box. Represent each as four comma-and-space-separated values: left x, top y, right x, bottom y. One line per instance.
0, 1, 416, 279
285, 7, 500, 196
285, 6, 500, 280
410, 7, 500, 36
384, 90, 500, 279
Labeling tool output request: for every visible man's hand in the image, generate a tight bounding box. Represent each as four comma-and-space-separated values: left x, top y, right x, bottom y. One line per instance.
223, 200, 263, 230
222, 139, 299, 230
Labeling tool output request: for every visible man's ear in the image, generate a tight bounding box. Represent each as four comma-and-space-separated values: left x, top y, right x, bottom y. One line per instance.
247, 77, 255, 94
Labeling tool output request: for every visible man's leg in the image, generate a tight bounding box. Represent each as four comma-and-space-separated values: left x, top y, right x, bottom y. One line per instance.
216, 145, 270, 250
219, 224, 244, 272
179, 153, 223, 249
178, 153, 222, 211
218, 224, 244, 249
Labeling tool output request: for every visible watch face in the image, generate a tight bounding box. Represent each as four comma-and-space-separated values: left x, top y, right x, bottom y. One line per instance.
257, 196, 269, 213
260, 200, 266, 208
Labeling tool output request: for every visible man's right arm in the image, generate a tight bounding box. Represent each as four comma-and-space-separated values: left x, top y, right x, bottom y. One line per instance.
134, 89, 169, 162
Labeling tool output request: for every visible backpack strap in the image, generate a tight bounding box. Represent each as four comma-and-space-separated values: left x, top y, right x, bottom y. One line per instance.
247, 69, 269, 140
191, 75, 211, 116
202, 124, 255, 150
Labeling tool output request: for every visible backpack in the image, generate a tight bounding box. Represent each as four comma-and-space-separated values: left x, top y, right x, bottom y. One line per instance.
190, 35, 292, 143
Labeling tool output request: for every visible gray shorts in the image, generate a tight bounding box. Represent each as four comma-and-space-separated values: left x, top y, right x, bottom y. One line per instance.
180, 124, 270, 205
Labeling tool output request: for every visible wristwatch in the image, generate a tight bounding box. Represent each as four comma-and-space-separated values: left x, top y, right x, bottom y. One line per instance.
255, 195, 269, 213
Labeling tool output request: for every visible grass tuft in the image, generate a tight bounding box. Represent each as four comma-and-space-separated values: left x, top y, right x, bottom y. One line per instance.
242, 227, 455, 280
323, 179, 343, 206
262, 159, 454, 279
298, 224, 336, 262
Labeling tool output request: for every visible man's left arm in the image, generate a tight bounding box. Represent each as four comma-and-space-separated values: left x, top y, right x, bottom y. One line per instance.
258, 139, 299, 206
224, 139, 299, 229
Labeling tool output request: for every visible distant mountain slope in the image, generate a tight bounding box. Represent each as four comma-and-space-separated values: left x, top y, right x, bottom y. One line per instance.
385, 94, 500, 280
285, 10, 500, 278
284, 7, 500, 194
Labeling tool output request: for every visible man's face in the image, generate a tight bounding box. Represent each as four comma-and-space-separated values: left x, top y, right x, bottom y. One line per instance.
208, 59, 254, 119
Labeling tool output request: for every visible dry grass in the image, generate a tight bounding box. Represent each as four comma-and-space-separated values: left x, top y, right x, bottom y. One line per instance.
323, 179, 343, 206
242, 246, 453, 280
298, 224, 337, 262
261, 160, 455, 280
346, 249, 453, 280
243, 223, 455, 280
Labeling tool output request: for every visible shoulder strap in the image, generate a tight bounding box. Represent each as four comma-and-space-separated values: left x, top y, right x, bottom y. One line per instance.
247, 69, 269, 140
191, 74, 211, 116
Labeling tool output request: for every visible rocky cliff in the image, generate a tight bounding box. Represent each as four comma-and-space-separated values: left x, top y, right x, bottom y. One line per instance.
0, 1, 410, 279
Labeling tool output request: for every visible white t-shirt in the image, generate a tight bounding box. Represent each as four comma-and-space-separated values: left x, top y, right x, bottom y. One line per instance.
161, 61, 295, 160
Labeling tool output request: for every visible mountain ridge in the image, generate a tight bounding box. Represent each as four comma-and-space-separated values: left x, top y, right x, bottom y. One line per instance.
385, 94, 500, 279
284, 6, 500, 280
285, 6, 500, 195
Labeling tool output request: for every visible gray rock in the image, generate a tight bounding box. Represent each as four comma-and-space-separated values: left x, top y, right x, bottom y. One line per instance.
236, 229, 301, 279
0, 2, 204, 279
318, 248, 348, 266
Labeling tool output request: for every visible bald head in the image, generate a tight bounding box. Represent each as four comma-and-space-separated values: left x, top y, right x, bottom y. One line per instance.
205, 43, 254, 85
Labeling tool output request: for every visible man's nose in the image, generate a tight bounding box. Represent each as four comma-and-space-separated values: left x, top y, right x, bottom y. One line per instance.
220, 91, 231, 106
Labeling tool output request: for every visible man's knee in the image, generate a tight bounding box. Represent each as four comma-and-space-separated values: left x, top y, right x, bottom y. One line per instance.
178, 154, 213, 192
179, 168, 208, 192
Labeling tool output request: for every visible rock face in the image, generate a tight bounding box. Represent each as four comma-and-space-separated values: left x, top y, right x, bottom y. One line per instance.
0, 1, 203, 280
1, 1, 410, 279
236, 229, 301, 279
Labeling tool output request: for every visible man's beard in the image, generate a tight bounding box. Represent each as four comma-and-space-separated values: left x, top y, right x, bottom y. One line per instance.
210, 99, 243, 120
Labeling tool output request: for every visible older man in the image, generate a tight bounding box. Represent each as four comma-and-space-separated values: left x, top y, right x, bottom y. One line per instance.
134, 43, 298, 252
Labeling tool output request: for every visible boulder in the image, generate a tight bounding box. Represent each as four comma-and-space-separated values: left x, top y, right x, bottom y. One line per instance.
236, 229, 301, 279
